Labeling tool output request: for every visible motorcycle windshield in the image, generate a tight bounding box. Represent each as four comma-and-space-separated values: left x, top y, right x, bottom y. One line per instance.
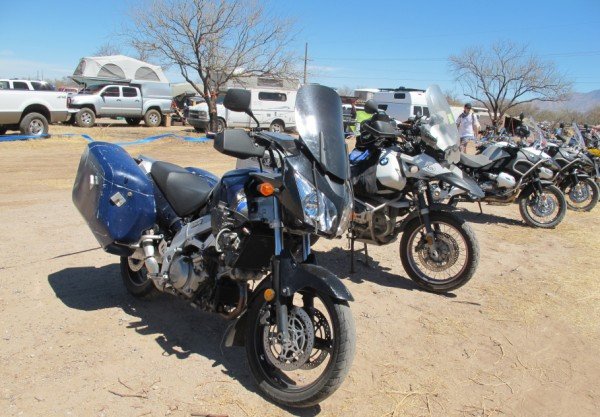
295, 84, 348, 180
423, 84, 460, 152
571, 122, 586, 148
524, 117, 546, 146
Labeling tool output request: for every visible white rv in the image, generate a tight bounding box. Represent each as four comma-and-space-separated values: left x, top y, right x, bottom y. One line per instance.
187, 77, 299, 133
354, 87, 429, 122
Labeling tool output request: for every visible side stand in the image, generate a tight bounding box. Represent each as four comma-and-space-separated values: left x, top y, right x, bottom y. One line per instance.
349, 233, 370, 274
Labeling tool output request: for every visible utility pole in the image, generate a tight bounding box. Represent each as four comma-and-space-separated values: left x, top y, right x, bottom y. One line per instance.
303, 42, 308, 84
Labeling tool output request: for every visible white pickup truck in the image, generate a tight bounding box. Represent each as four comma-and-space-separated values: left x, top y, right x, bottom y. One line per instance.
0, 90, 69, 136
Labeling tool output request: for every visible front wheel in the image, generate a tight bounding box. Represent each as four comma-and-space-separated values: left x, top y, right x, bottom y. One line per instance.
561, 177, 599, 212
518, 184, 567, 228
245, 291, 355, 408
400, 211, 479, 293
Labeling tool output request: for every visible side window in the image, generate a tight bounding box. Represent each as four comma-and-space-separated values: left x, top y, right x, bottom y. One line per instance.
31, 82, 42, 90
413, 106, 423, 116
13, 81, 29, 90
394, 93, 406, 99
102, 86, 120, 97
258, 92, 287, 102
423, 107, 430, 117
123, 87, 138, 97
0, 81, 9, 90
378, 104, 388, 111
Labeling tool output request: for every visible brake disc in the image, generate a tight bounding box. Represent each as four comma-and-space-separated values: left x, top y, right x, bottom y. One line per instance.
417, 232, 460, 272
262, 306, 315, 371
531, 193, 556, 217
301, 308, 331, 370
568, 183, 589, 203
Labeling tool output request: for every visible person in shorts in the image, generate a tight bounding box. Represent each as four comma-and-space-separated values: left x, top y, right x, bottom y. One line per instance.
456, 103, 479, 152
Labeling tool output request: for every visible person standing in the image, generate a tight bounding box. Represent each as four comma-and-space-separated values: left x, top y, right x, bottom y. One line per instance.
456, 103, 479, 152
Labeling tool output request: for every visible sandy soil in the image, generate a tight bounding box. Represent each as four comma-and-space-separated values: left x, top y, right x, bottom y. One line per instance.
1, 124, 599, 417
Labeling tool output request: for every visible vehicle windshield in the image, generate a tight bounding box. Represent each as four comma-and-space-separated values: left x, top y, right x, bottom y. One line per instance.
523, 117, 547, 146
423, 84, 459, 152
571, 122, 586, 149
295, 84, 348, 180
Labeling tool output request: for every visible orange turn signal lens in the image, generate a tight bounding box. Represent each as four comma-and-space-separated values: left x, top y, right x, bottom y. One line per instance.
257, 182, 275, 196
264, 288, 276, 302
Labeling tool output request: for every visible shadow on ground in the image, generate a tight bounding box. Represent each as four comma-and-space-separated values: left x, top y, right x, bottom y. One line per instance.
47, 264, 320, 416
453, 206, 526, 227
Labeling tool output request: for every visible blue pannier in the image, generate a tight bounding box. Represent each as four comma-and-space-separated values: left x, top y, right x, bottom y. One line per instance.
72, 142, 156, 254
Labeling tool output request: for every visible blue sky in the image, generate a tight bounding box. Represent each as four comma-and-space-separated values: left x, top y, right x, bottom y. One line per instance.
1, 0, 600, 95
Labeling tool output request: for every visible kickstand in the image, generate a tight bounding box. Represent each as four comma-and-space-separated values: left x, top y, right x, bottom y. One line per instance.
477, 201, 483, 215
349, 234, 355, 274
362, 243, 370, 268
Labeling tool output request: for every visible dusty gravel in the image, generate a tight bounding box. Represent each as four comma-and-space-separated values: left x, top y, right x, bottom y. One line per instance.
1, 123, 599, 417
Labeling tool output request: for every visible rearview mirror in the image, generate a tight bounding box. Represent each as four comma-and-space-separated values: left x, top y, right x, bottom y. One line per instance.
364, 99, 379, 114
223, 89, 251, 113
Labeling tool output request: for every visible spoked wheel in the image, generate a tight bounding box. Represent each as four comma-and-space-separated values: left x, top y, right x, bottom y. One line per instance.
245, 291, 355, 408
562, 178, 599, 212
120, 256, 159, 298
519, 185, 567, 228
400, 211, 479, 293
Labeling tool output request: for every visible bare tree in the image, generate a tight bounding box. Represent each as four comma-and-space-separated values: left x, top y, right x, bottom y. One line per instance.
127, 0, 297, 130
449, 41, 572, 126
93, 42, 122, 56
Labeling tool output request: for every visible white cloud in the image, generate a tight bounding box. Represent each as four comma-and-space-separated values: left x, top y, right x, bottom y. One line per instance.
0, 58, 72, 79
307, 65, 338, 73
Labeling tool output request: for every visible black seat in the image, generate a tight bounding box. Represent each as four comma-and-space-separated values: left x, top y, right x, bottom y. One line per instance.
460, 153, 495, 169
150, 161, 213, 217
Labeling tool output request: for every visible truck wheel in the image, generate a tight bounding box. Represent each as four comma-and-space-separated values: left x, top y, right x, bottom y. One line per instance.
194, 127, 204, 133
144, 109, 162, 127
0, 127, 7, 135
125, 117, 142, 126
75, 108, 95, 128
269, 120, 284, 132
217, 118, 226, 133
20, 113, 49, 136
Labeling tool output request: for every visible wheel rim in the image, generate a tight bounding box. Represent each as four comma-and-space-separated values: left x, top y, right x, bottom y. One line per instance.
565, 182, 593, 209
29, 119, 44, 135
149, 113, 159, 125
217, 120, 225, 133
526, 189, 560, 224
270, 123, 283, 132
81, 112, 92, 125
406, 221, 469, 283
253, 293, 336, 392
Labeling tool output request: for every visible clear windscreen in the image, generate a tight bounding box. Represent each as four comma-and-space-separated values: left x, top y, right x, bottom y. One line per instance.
295, 84, 348, 180
571, 122, 586, 148
423, 84, 460, 151
523, 117, 546, 146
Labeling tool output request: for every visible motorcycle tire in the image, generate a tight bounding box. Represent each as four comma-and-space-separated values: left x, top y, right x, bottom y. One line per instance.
120, 256, 159, 298
518, 184, 567, 228
245, 292, 355, 408
562, 177, 599, 212
400, 211, 479, 293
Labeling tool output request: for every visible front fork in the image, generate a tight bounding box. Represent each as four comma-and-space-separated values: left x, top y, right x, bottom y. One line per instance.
270, 197, 291, 343
416, 181, 435, 244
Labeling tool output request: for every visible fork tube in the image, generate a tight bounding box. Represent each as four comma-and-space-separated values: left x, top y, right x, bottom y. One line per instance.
271, 197, 289, 342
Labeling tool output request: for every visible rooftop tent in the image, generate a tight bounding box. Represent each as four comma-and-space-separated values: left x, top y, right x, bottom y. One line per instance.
72, 55, 169, 84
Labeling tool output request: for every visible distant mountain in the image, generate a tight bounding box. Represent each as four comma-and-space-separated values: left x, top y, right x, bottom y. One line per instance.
535, 90, 600, 112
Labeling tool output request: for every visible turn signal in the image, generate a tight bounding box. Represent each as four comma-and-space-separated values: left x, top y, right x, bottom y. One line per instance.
264, 288, 276, 302
257, 182, 275, 196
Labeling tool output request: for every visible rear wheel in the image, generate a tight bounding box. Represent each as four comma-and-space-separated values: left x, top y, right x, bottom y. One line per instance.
245, 291, 355, 408
75, 108, 95, 128
20, 112, 48, 136
400, 211, 479, 293
216, 118, 226, 133
519, 184, 567, 228
144, 109, 162, 127
0, 127, 7, 135
125, 117, 142, 126
562, 177, 599, 212
269, 120, 285, 132
120, 257, 159, 298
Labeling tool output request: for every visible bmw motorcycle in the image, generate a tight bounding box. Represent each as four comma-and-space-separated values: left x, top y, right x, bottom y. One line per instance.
349, 85, 483, 293
532, 122, 599, 212
72, 84, 355, 408
450, 120, 567, 229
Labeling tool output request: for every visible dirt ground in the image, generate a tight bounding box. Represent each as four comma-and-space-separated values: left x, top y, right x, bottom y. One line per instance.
1, 123, 599, 417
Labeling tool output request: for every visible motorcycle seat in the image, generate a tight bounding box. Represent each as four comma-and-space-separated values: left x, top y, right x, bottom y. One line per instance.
459, 153, 495, 169
151, 161, 214, 217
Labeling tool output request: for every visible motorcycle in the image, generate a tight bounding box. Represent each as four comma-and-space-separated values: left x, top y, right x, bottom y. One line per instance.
348, 85, 483, 293
72, 84, 356, 408
449, 119, 567, 228
540, 123, 599, 211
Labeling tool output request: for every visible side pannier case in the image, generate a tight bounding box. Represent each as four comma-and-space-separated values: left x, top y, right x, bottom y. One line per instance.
72, 142, 156, 255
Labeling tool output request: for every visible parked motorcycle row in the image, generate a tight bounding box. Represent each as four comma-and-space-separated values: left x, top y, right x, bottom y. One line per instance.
71, 84, 599, 408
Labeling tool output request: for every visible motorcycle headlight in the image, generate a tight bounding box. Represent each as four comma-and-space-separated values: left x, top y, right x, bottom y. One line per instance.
294, 172, 341, 235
